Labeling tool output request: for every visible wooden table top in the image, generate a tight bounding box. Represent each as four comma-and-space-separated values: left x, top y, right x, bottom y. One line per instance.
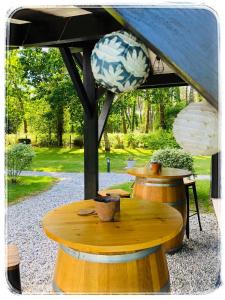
7, 244, 20, 268
127, 167, 192, 179
42, 198, 183, 254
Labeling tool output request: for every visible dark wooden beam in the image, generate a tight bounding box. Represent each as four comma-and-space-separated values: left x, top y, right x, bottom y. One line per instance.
96, 86, 106, 100
72, 53, 83, 69
98, 91, 115, 143
83, 47, 99, 199
8, 10, 122, 47
60, 47, 92, 117
139, 73, 187, 89
109, 7, 218, 108
7, 23, 29, 47
71, 53, 107, 100
211, 152, 220, 198
8, 9, 63, 47
71, 52, 107, 100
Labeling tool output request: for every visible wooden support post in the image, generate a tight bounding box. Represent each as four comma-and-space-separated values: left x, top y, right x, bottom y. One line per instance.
60, 47, 92, 117
96, 86, 106, 100
83, 47, 99, 199
72, 53, 83, 69
61, 47, 114, 199
72, 52, 107, 101
98, 91, 114, 144
211, 152, 220, 198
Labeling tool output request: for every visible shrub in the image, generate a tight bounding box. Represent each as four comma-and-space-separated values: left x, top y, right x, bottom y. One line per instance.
18, 138, 31, 144
151, 148, 195, 173
6, 134, 18, 146
114, 134, 124, 149
62, 133, 77, 147
73, 136, 84, 148
101, 133, 125, 149
36, 133, 58, 147
7, 144, 35, 183
126, 133, 140, 148
99, 131, 179, 150
145, 130, 179, 150
38, 138, 56, 147
124, 131, 179, 150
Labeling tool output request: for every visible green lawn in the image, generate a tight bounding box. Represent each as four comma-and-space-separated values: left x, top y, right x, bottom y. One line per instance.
193, 156, 211, 175
7, 176, 58, 205
29, 147, 211, 174
108, 180, 212, 213
194, 180, 212, 212
7, 147, 211, 206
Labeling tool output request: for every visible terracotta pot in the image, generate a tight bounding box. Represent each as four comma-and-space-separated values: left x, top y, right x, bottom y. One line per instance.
95, 201, 117, 222
107, 194, 120, 212
150, 162, 162, 175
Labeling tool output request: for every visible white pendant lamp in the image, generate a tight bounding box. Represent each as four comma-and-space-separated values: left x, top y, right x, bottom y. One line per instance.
173, 101, 219, 155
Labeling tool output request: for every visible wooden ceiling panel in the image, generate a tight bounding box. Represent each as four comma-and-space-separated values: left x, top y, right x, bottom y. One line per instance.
8, 8, 122, 47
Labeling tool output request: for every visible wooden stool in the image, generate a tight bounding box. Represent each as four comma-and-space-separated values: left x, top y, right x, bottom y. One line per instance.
7, 244, 22, 294
98, 188, 130, 198
183, 178, 202, 239
212, 198, 221, 228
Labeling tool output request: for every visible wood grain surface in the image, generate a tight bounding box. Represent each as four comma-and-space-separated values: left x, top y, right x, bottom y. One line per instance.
131, 175, 187, 252
42, 198, 183, 254
53, 245, 169, 293
7, 244, 20, 269
127, 167, 191, 179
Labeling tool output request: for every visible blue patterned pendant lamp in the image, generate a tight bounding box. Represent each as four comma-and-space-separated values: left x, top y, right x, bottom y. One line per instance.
91, 30, 150, 93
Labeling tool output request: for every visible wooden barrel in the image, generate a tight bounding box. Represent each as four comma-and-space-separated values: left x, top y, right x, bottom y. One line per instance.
132, 177, 187, 253
43, 199, 182, 294
7, 245, 22, 294
53, 244, 170, 294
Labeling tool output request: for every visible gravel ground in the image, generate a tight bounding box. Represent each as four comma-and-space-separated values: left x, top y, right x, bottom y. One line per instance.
6, 172, 220, 295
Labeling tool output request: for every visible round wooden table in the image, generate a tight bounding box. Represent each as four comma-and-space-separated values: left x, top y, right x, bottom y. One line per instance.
127, 167, 192, 252
42, 198, 182, 294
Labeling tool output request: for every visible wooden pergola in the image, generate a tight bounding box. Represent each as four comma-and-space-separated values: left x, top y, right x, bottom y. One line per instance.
7, 6, 220, 199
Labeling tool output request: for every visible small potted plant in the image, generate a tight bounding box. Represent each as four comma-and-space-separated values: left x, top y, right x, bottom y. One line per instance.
94, 195, 120, 222
126, 156, 136, 168
148, 160, 162, 174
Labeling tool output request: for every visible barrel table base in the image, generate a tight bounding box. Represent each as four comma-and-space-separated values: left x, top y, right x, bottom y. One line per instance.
53, 244, 170, 294
133, 178, 187, 253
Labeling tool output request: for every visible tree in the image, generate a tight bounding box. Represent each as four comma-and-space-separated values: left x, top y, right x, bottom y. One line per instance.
19, 48, 82, 146
6, 47, 189, 149
109, 91, 140, 133
150, 87, 182, 130
5, 50, 30, 134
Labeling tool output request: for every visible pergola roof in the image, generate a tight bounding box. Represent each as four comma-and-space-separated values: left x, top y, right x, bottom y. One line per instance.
7, 6, 187, 90
110, 7, 218, 108
6, 6, 219, 199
